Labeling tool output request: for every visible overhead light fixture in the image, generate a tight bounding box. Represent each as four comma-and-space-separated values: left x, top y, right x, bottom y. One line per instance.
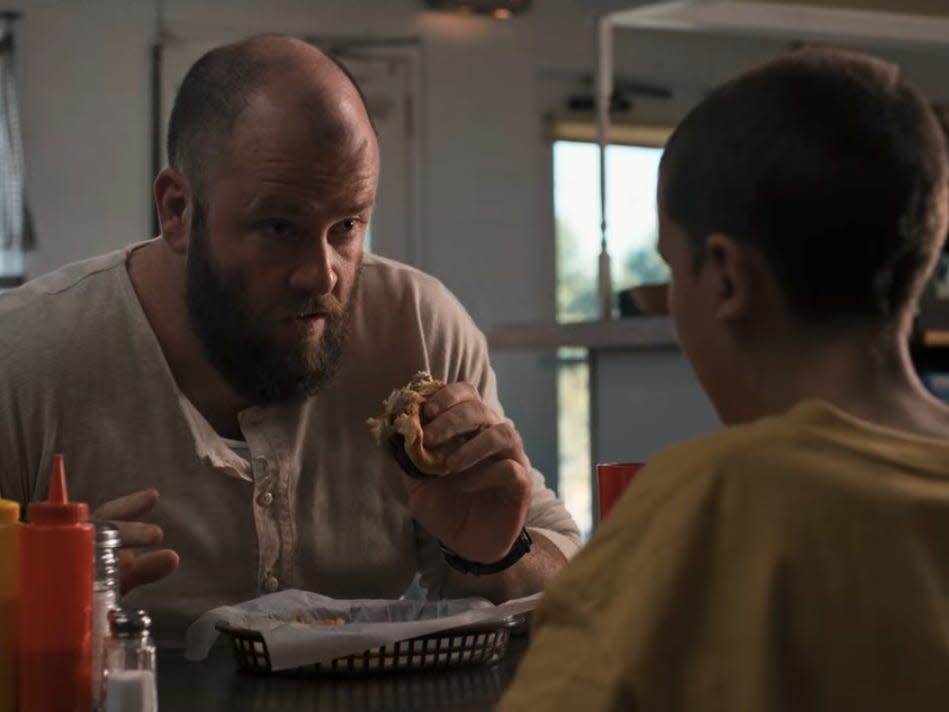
422, 0, 531, 18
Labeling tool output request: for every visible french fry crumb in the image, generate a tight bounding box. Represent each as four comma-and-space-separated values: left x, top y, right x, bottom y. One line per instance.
293, 612, 346, 625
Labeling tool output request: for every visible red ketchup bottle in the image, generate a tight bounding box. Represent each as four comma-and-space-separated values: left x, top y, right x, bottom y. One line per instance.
17, 454, 94, 712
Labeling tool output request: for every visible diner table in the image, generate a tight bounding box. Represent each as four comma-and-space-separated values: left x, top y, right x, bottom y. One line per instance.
158, 634, 528, 711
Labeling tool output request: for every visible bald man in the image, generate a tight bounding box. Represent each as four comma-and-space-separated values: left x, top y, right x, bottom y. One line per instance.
0, 35, 579, 643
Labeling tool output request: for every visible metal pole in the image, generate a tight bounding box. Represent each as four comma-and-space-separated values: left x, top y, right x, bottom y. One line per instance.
150, 0, 165, 237
595, 15, 613, 321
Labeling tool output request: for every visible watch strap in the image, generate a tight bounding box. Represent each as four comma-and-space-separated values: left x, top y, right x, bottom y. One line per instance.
440, 528, 533, 576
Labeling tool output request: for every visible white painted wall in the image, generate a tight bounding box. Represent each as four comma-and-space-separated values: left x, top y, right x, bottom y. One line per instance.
10, 0, 949, 483
15, 0, 154, 275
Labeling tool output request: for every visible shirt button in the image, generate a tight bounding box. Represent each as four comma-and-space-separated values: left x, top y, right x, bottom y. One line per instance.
263, 576, 279, 593
258, 491, 274, 507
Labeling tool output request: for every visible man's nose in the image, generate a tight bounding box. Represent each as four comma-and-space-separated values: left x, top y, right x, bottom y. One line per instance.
288, 238, 338, 295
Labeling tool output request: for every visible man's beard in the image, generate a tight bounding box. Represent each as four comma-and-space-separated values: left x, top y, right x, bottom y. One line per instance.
185, 204, 359, 404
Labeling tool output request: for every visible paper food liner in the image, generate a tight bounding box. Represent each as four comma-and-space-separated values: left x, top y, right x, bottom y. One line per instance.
184, 589, 540, 671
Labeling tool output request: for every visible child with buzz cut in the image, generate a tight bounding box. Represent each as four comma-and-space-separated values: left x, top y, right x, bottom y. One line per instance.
501, 46, 949, 712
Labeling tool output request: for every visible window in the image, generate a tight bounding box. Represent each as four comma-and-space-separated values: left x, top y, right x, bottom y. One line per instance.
0, 15, 28, 289
553, 139, 667, 539
0, 249, 23, 285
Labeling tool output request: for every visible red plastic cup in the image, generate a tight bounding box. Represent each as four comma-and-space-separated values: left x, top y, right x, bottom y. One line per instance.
596, 462, 646, 522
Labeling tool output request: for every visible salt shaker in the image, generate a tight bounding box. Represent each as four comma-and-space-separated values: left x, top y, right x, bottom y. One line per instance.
93, 522, 121, 711
102, 609, 158, 712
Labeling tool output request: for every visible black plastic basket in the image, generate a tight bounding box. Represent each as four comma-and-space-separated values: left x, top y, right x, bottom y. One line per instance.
217, 620, 513, 677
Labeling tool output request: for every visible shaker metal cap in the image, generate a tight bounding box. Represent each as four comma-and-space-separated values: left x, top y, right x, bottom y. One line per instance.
95, 521, 121, 549
108, 608, 152, 638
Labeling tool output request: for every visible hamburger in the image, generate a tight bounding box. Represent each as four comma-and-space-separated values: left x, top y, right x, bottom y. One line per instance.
368, 371, 459, 477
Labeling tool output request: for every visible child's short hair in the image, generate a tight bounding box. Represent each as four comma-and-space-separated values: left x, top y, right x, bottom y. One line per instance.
660, 47, 948, 322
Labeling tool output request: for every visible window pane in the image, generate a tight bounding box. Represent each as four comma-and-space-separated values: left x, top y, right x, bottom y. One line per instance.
0, 248, 23, 277
606, 144, 668, 289
554, 141, 667, 321
557, 346, 591, 539
553, 139, 667, 537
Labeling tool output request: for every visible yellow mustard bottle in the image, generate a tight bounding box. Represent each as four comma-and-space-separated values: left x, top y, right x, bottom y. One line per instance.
0, 497, 20, 712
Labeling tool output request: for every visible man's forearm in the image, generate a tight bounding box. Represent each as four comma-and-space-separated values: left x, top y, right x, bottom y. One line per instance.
441, 530, 568, 603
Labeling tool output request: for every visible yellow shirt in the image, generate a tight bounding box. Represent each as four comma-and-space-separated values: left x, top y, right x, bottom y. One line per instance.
500, 400, 949, 712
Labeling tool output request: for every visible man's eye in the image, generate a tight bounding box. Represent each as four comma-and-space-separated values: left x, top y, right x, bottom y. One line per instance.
262, 220, 299, 240
333, 219, 362, 237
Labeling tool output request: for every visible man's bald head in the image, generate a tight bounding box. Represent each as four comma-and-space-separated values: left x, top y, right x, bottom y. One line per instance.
166, 34, 375, 198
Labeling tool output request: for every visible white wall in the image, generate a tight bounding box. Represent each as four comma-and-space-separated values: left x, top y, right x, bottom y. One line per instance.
11, 0, 949, 484
15, 0, 154, 274
11, 0, 600, 483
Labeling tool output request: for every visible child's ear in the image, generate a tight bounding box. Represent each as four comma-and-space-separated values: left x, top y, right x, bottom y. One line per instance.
703, 233, 756, 322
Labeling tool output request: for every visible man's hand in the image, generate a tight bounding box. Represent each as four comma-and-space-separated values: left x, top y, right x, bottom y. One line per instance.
92, 489, 180, 595
402, 382, 532, 564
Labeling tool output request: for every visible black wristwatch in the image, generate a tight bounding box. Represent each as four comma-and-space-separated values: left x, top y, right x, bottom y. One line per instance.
440, 528, 533, 576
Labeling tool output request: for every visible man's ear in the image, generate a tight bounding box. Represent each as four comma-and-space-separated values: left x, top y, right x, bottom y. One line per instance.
154, 167, 193, 256
703, 233, 756, 322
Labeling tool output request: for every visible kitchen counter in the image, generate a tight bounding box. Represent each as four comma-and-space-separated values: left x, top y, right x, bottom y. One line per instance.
485, 317, 678, 351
